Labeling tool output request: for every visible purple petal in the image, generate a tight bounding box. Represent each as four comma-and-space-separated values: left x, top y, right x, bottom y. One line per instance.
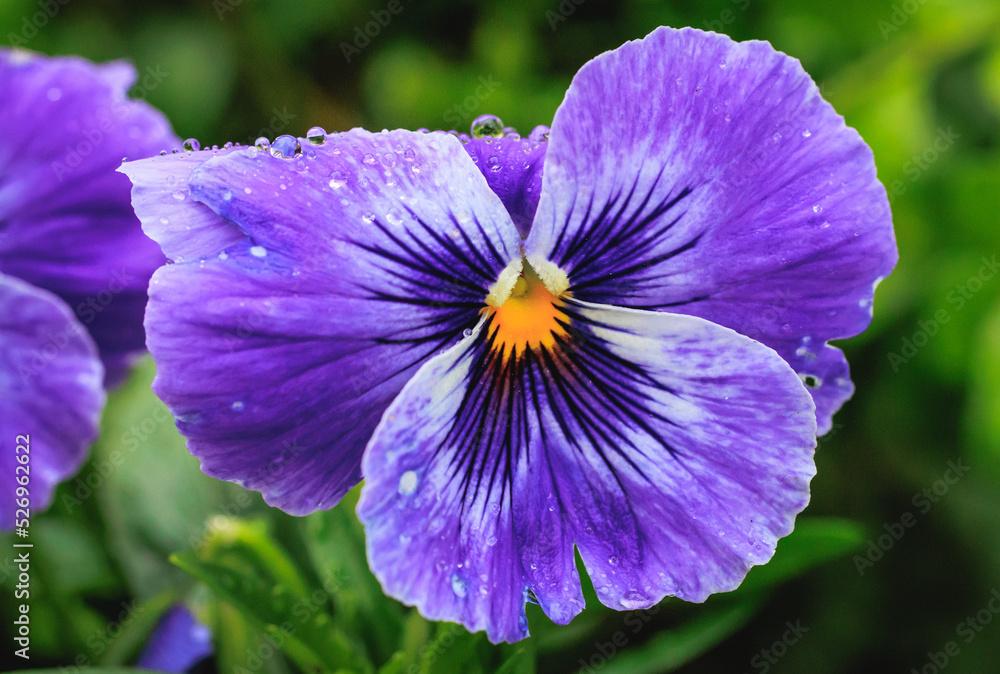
0, 275, 105, 529
0, 49, 179, 384
136, 605, 213, 673
125, 130, 521, 514
461, 130, 547, 237
523, 27, 897, 433
357, 299, 816, 643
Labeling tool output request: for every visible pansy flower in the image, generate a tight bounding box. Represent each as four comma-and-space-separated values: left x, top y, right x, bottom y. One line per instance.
0, 49, 177, 528
137, 605, 214, 673
122, 27, 896, 642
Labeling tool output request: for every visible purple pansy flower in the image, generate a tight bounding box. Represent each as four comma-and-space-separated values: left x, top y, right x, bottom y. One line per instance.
0, 49, 177, 528
137, 605, 214, 673
121, 27, 896, 643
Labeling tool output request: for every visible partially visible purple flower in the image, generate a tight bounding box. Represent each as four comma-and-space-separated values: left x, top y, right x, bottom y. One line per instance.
137, 605, 214, 673
0, 49, 178, 528
122, 27, 896, 642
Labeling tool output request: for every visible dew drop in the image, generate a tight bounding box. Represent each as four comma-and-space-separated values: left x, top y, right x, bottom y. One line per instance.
471, 114, 504, 139
255, 137, 270, 151
486, 155, 501, 172
329, 171, 346, 189
487, 536, 497, 546
812, 204, 823, 213
463, 328, 473, 338
608, 555, 619, 566
182, 138, 200, 152
231, 401, 244, 411
450, 573, 468, 598
381, 152, 396, 168
398, 470, 418, 496
244, 187, 252, 194
362, 153, 377, 165
619, 591, 648, 610
250, 246, 267, 258
528, 125, 550, 143
773, 132, 783, 142
159, 217, 169, 225
306, 126, 327, 145
802, 129, 812, 138
172, 190, 185, 201
270, 135, 301, 158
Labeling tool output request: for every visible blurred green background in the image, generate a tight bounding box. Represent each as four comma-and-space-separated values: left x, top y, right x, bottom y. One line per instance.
3, 0, 1000, 672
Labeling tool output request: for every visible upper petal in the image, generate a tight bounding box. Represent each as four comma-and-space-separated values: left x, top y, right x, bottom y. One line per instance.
0, 275, 105, 529
523, 27, 897, 432
0, 49, 179, 384
460, 125, 548, 237
124, 130, 521, 514
358, 298, 816, 643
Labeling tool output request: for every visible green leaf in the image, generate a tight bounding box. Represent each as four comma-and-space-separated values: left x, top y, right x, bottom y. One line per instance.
738, 517, 866, 593
302, 485, 405, 662
588, 597, 762, 674
172, 517, 371, 674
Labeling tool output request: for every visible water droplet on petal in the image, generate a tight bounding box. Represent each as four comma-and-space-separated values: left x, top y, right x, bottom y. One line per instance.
462, 328, 473, 338
172, 190, 186, 201
486, 535, 497, 546
183, 138, 200, 152
486, 155, 501, 172
398, 470, 418, 496
471, 114, 504, 139
608, 555, 619, 566
306, 126, 327, 145
231, 401, 244, 411
802, 129, 812, 138
403, 148, 417, 162
381, 152, 396, 168
271, 135, 301, 158
528, 125, 550, 143
773, 132, 783, 142
250, 246, 267, 258
451, 573, 468, 598
329, 171, 346, 189
619, 591, 648, 610
362, 153, 376, 165
255, 137, 270, 151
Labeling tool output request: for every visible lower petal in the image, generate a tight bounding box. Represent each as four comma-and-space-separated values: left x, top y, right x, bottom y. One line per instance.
358, 300, 816, 642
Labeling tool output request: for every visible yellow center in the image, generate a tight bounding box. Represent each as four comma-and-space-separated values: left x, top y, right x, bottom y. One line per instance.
486, 264, 566, 359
